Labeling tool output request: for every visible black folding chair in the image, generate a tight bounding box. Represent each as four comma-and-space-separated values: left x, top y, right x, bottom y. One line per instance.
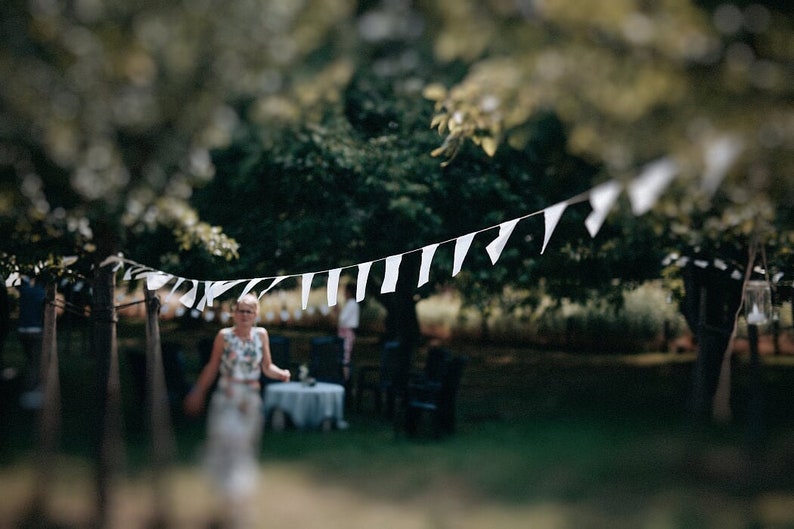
356, 340, 412, 416
309, 336, 346, 386
401, 355, 467, 438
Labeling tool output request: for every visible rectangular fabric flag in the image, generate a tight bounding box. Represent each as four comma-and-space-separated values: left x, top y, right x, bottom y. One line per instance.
356, 262, 373, 302
585, 180, 621, 238
418, 243, 439, 287
381, 255, 402, 293
327, 268, 342, 307
542, 202, 567, 254
301, 273, 314, 310
627, 157, 677, 216
485, 219, 520, 265
453, 233, 476, 277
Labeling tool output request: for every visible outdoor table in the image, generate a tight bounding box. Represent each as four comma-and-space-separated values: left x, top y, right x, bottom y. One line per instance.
263, 381, 346, 431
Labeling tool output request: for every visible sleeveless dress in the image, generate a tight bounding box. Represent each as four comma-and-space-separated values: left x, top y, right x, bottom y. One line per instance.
203, 327, 265, 498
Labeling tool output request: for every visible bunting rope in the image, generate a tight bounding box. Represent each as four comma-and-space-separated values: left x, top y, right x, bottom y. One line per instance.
6, 137, 752, 311
101, 155, 685, 312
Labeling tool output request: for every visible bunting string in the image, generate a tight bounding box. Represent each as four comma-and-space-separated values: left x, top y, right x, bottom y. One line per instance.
6, 139, 755, 310
98, 155, 685, 311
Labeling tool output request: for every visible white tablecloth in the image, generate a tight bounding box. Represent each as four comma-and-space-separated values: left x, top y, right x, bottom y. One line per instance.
263, 382, 345, 430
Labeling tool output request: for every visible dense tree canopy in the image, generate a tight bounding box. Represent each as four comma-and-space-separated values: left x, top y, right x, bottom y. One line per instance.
3, 0, 791, 288
0, 0, 356, 277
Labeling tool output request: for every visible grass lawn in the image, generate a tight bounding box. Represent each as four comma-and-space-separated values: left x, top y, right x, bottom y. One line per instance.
1, 319, 794, 528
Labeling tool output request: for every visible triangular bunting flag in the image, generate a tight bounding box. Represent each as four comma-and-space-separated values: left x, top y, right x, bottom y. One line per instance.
381, 255, 402, 294
239, 278, 265, 300
485, 219, 520, 265
257, 276, 287, 299
585, 180, 621, 238
165, 277, 186, 302
418, 243, 439, 287
327, 268, 342, 307
701, 135, 743, 197
301, 273, 314, 310
196, 279, 245, 309
627, 157, 678, 215
196, 281, 214, 311
356, 262, 372, 302
452, 233, 476, 277
541, 202, 567, 254
178, 280, 199, 308
212, 279, 245, 299
145, 271, 174, 291
123, 265, 147, 281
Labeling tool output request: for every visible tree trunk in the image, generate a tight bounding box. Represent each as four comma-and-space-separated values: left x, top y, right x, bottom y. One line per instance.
380, 252, 422, 356
681, 261, 743, 422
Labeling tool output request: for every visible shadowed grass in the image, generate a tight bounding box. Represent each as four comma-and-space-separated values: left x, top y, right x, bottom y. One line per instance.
1, 318, 793, 528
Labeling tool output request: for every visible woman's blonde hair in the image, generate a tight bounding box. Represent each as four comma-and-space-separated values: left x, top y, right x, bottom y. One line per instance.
234, 293, 260, 313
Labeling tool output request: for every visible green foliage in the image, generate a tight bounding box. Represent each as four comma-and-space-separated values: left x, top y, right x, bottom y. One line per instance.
0, 0, 354, 270
532, 283, 687, 352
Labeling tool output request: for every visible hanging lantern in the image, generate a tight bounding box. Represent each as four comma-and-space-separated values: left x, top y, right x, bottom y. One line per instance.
744, 280, 771, 325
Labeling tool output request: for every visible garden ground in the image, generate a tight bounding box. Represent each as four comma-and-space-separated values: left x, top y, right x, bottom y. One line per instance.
1, 322, 794, 528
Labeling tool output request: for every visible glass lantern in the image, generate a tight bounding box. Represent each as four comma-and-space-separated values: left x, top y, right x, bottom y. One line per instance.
744, 280, 771, 325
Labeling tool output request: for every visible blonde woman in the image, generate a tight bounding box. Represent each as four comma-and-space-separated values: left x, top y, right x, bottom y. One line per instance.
184, 294, 290, 524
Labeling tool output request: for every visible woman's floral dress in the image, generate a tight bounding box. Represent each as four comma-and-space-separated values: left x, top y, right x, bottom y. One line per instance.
203, 327, 265, 498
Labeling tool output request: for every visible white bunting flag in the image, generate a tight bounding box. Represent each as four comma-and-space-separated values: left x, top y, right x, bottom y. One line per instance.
418, 243, 439, 287
356, 262, 372, 302
585, 180, 621, 238
485, 219, 520, 265
327, 268, 342, 307
627, 157, 678, 216
196, 281, 214, 310
178, 280, 199, 308
145, 271, 174, 291
453, 233, 476, 277
165, 277, 186, 302
258, 276, 287, 299
701, 135, 743, 197
123, 265, 147, 281
198, 279, 244, 309
541, 202, 567, 254
301, 272, 314, 310
381, 255, 402, 294
213, 279, 245, 298
239, 278, 265, 299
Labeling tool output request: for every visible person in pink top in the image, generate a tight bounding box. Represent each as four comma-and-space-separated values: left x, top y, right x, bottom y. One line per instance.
336, 283, 360, 381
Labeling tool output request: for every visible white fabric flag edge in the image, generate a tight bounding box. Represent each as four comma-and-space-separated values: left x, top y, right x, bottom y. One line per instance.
356, 262, 373, 302
327, 268, 342, 307
585, 180, 622, 238
257, 276, 287, 299
145, 271, 174, 291
485, 218, 520, 265
452, 233, 476, 277
381, 254, 402, 294
178, 280, 199, 308
301, 272, 315, 310
541, 202, 567, 255
418, 243, 440, 287
627, 157, 678, 216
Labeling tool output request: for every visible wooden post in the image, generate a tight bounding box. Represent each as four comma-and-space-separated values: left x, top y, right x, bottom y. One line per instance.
30, 282, 60, 515
144, 287, 175, 527
92, 263, 123, 529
